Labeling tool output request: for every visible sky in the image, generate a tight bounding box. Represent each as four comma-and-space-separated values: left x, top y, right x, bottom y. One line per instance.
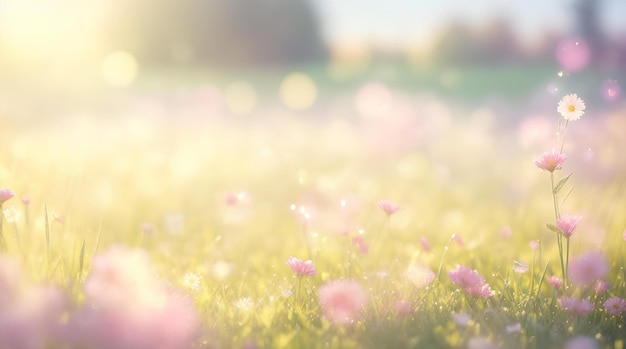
313, 0, 626, 49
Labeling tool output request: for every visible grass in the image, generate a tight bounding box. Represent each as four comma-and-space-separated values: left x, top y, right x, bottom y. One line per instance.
0, 83, 625, 348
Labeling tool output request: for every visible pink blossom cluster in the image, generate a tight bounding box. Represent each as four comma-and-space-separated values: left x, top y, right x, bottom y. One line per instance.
448, 266, 494, 298
568, 252, 609, 288
66, 246, 200, 349
286, 256, 317, 276
318, 279, 367, 325
558, 297, 594, 316
0, 189, 15, 209
351, 235, 369, 254
605, 297, 626, 315
533, 151, 566, 172
0, 247, 203, 349
377, 200, 400, 216
556, 215, 582, 238
0, 258, 67, 348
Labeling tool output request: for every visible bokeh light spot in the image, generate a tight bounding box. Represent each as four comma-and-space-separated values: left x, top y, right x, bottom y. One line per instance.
546, 83, 559, 95
555, 37, 591, 73
101, 51, 138, 87
601, 79, 621, 102
279, 73, 317, 110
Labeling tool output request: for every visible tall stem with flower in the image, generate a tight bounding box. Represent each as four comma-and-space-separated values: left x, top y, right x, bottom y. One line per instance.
286, 256, 317, 305
534, 94, 585, 288
375, 200, 400, 261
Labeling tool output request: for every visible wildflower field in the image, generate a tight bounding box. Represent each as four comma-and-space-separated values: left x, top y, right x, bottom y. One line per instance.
1, 68, 626, 349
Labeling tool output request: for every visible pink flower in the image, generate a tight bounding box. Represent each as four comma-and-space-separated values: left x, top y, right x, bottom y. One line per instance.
513, 261, 529, 274
558, 297, 594, 316
556, 215, 582, 238
547, 276, 563, 289
21, 196, 31, 206
448, 266, 493, 298
465, 284, 495, 298
419, 237, 431, 252
404, 264, 435, 288
352, 236, 369, 254
604, 296, 626, 315
533, 151, 566, 172
318, 279, 367, 325
395, 300, 412, 318
529, 240, 540, 250
0, 189, 15, 205
568, 252, 609, 287
377, 200, 400, 215
594, 280, 610, 295
0, 285, 68, 349
448, 266, 484, 289
623, 230, 626, 241
0, 257, 69, 348
70, 246, 200, 349
286, 256, 317, 276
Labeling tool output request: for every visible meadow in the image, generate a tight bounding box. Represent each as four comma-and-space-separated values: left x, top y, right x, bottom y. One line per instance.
1, 67, 625, 348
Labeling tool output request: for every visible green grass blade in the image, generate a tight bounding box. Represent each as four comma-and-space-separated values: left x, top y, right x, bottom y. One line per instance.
94, 221, 103, 257
553, 173, 573, 194
44, 204, 50, 249
545, 223, 560, 233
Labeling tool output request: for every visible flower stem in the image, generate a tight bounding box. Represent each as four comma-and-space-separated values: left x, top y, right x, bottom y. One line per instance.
565, 238, 570, 285
550, 173, 566, 286
435, 235, 455, 282
530, 248, 536, 295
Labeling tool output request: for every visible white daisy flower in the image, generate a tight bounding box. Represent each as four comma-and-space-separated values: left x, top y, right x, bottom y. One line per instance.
557, 94, 586, 121
234, 297, 255, 312
182, 272, 202, 292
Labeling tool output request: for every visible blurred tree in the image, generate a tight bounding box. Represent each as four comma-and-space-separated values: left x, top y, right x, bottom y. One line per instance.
433, 18, 521, 66
432, 21, 475, 66
574, 0, 606, 66
103, 0, 327, 67
575, 0, 605, 52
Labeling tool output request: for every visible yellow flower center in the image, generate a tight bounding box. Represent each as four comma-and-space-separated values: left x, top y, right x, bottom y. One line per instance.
568, 105, 576, 112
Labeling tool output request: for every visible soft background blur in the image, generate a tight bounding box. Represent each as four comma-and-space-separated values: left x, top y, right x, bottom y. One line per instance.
1, 0, 625, 125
